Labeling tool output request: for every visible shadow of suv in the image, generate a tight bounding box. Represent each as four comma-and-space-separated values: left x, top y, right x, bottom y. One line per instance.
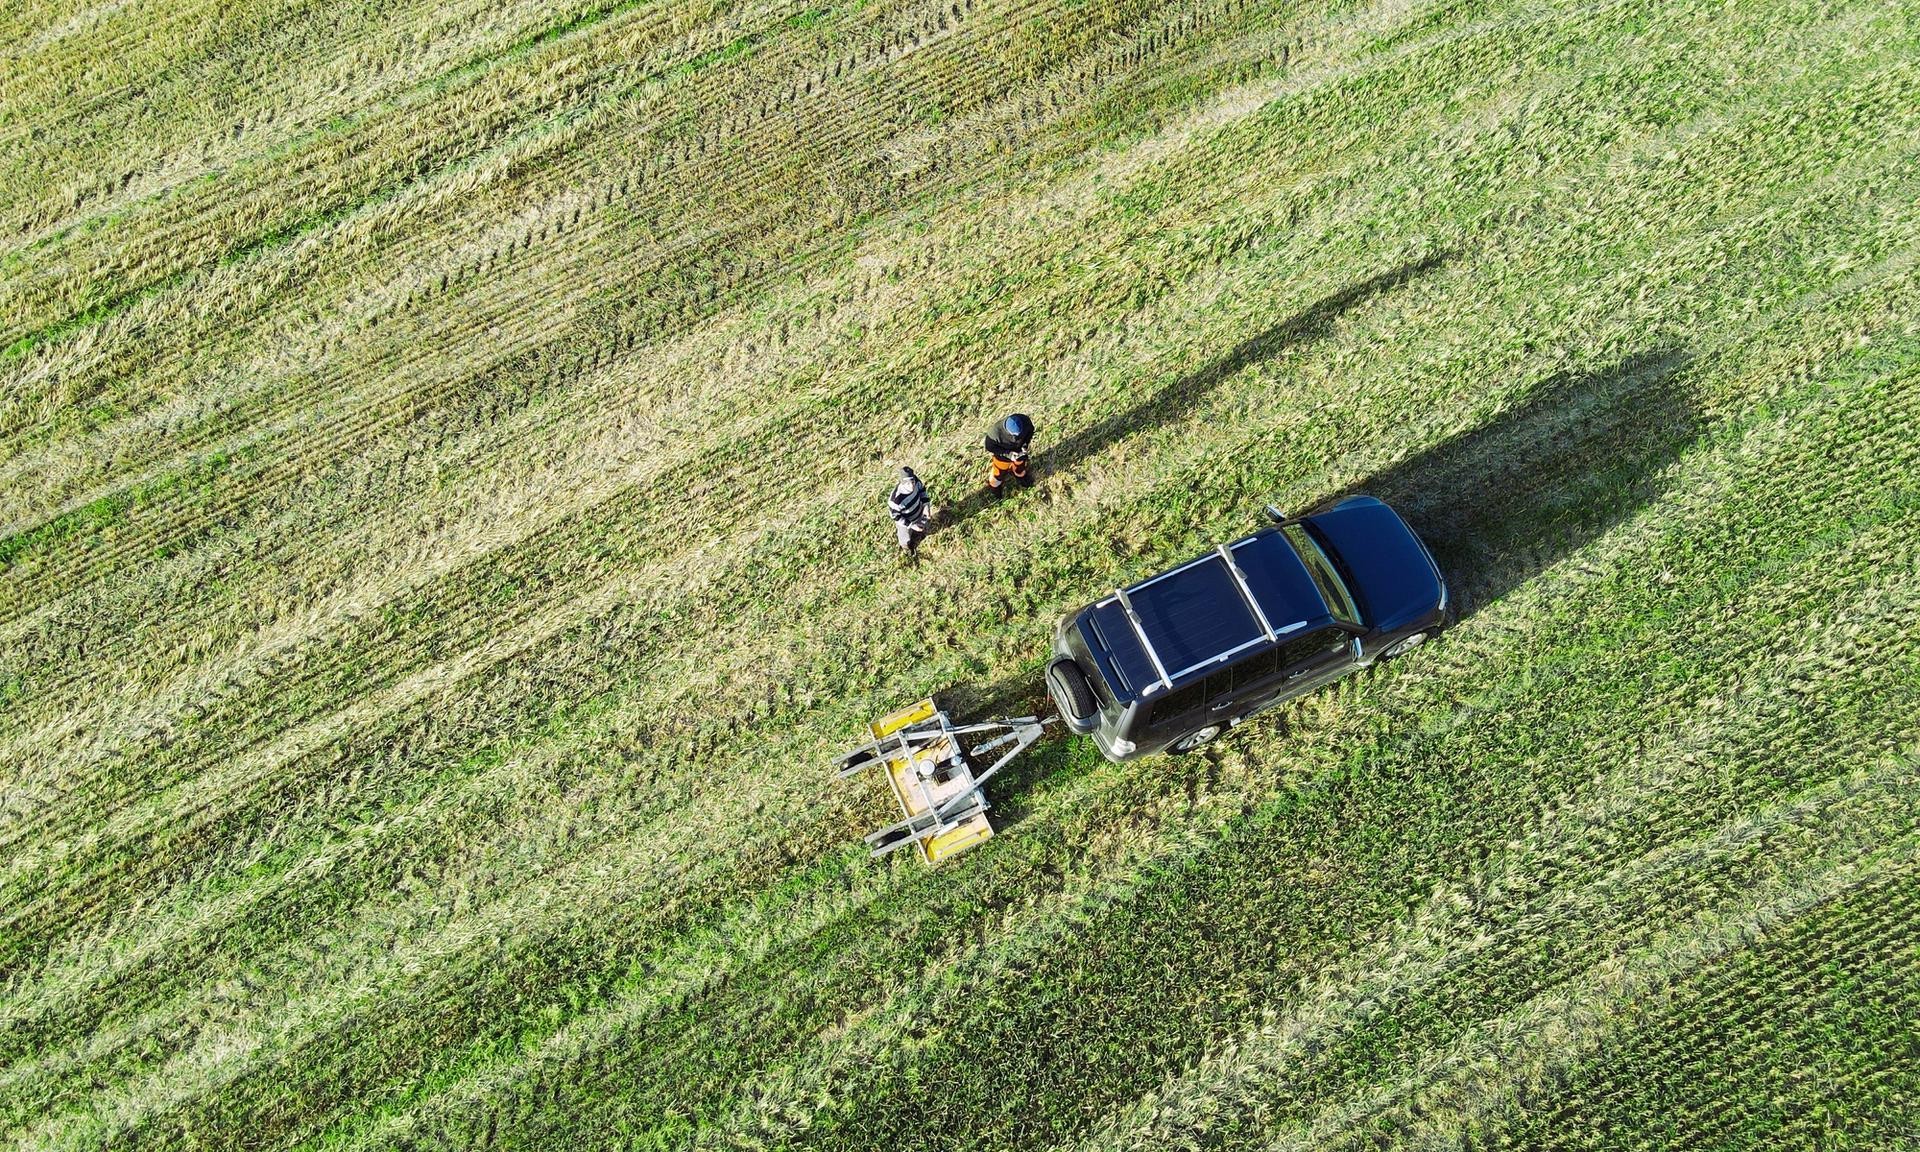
1045, 496, 1446, 759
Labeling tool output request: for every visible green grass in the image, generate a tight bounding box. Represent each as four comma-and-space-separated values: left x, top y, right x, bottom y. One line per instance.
2, 0, 1917, 1148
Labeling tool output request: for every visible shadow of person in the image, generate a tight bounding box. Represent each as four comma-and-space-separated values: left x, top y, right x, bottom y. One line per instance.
938, 250, 1453, 532
932, 477, 1020, 538
1333, 346, 1704, 621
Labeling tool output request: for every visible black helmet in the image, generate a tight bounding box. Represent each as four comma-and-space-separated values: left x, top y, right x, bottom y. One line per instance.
1005, 413, 1033, 442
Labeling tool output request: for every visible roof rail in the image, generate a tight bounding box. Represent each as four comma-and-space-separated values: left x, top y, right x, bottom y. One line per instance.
1217, 542, 1277, 643
1112, 585, 1172, 690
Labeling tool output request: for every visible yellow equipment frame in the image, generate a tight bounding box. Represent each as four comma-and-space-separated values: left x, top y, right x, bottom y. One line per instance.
836, 699, 1050, 865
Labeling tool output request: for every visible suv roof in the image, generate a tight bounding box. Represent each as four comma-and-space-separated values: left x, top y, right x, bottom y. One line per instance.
1083, 529, 1335, 701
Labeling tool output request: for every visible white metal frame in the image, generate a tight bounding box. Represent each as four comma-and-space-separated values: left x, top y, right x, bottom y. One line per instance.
837, 708, 1053, 860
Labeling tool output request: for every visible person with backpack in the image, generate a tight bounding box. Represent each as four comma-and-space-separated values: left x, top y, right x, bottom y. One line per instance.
887, 466, 933, 557
983, 413, 1035, 497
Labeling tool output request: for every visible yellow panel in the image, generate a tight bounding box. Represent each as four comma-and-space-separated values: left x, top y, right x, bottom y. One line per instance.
870, 698, 938, 740
923, 813, 993, 864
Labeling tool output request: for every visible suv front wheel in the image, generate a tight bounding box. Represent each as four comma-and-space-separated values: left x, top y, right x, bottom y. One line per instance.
1377, 629, 1437, 663
1167, 724, 1223, 754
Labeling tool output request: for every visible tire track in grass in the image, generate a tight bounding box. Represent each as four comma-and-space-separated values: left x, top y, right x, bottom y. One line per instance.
0, 0, 840, 390
4, 0, 406, 151
0, 533, 727, 971
0, 0, 144, 47
1325, 842, 1920, 1150
1073, 749, 1920, 1151
0, 674, 885, 1131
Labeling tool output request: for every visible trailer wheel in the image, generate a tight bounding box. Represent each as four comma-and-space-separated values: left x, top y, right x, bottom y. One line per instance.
837, 749, 879, 773
1047, 659, 1098, 722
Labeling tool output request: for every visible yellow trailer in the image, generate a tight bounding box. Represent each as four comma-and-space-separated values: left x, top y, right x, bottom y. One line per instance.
835, 699, 1051, 865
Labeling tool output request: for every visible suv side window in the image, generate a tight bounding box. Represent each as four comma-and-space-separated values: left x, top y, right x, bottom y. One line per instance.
1154, 632, 1349, 727
1147, 680, 1205, 727
1276, 627, 1349, 674
1228, 648, 1280, 694
1149, 667, 1236, 728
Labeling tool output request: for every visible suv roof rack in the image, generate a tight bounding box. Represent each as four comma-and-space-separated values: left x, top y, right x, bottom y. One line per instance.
1091, 530, 1333, 698
1218, 542, 1278, 643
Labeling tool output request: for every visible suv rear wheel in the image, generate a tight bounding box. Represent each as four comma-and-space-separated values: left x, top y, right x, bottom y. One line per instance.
1167, 724, 1223, 754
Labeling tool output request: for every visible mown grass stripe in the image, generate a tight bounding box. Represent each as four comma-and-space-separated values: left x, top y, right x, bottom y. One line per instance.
6, 0, 1917, 1145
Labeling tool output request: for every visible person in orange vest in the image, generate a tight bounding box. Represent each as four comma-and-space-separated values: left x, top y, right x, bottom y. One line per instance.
983, 413, 1035, 498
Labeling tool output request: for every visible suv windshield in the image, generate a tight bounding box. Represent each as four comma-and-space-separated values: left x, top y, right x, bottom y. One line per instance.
1283, 525, 1360, 625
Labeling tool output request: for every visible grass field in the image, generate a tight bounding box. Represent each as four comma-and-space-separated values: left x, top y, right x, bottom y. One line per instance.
3, 0, 1918, 1145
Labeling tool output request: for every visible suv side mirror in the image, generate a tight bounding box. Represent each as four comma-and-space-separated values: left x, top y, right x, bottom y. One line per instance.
1262, 502, 1291, 524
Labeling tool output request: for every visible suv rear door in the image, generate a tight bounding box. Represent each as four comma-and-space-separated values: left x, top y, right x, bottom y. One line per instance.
1145, 668, 1231, 737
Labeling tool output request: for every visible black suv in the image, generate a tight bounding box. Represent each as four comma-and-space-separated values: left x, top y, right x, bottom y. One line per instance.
1046, 496, 1446, 759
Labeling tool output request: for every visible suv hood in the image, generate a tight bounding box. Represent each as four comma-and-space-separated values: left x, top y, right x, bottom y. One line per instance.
1305, 497, 1444, 631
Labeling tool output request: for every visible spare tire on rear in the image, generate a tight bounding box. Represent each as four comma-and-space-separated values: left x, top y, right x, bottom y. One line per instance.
1047, 658, 1098, 722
